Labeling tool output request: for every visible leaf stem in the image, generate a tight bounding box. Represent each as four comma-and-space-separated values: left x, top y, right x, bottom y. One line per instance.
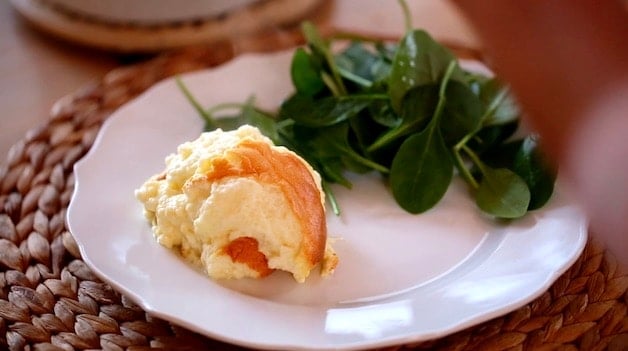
431, 60, 457, 125
176, 77, 217, 129
330, 31, 391, 43
480, 87, 509, 126
322, 180, 341, 216
322, 72, 343, 97
454, 130, 475, 151
346, 150, 390, 174
452, 149, 479, 189
461, 144, 487, 175
337, 67, 374, 87
367, 123, 413, 152
206, 102, 248, 115
367, 60, 457, 153
302, 22, 348, 96
452, 85, 510, 157
398, 0, 413, 32
328, 59, 348, 96
337, 93, 389, 101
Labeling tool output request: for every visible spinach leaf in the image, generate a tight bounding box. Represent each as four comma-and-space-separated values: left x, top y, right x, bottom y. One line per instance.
335, 42, 392, 85
294, 123, 389, 175
239, 101, 280, 142
317, 157, 353, 188
368, 84, 439, 151
390, 125, 453, 213
302, 22, 347, 96
439, 80, 484, 145
389, 60, 457, 213
478, 78, 520, 126
512, 136, 557, 210
475, 167, 531, 218
388, 30, 465, 112
369, 99, 400, 128
476, 135, 557, 211
348, 107, 392, 154
467, 121, 519, 154
280, 94, 373, 127
291, 48, 325, 96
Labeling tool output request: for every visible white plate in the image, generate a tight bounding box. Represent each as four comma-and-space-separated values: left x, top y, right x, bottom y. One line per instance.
67, 50, 588, 350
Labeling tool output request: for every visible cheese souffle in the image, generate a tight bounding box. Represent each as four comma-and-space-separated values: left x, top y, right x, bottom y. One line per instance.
135, 125, 338, 282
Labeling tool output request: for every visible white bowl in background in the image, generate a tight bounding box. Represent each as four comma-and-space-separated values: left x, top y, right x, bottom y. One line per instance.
42, 0, 260, 24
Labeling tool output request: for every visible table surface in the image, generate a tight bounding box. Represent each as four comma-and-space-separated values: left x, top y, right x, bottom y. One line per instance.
0, 1, 118, 158
0, 0, 478, 159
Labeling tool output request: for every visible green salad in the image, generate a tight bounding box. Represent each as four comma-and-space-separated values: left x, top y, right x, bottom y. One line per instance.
177, 3, 556, 219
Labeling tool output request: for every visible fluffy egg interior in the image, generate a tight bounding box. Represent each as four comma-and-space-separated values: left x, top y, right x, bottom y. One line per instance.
136, 125, 337, 282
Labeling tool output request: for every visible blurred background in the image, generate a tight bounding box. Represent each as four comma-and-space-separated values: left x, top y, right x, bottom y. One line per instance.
0, 0, 478, 157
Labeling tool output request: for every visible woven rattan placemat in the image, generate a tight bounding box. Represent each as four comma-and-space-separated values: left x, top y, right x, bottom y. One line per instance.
1, 30, 627, 350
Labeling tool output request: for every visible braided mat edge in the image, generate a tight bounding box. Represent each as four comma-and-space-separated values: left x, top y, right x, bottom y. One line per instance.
1, 34, 627, 351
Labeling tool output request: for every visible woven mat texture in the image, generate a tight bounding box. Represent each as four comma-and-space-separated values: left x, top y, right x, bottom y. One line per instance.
1, 30, 628, 351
